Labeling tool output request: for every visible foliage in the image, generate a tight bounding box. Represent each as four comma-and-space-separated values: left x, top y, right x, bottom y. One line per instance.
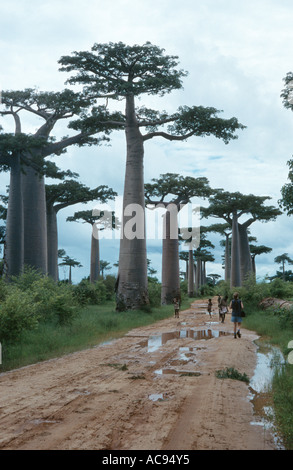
215, 367, 250, 383
148, 277, 161, 307
0, 286, 40, 341
270, 306, 293, 330
72, 279, 107, 305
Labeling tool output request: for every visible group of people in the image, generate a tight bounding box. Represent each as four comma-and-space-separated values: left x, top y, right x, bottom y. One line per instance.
208, 293, 244, 338
173, 292, 244, 339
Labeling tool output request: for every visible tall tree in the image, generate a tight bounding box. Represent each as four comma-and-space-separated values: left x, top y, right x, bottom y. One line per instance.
205, 223, 231, 282
145, 173, 212, 304
202, 190, 281, 287
58, 254, 82, 284
46, 180, 117, 281
59, 41, 245, 310
250, 243, 272, 277
0, 89, 114, 277
274, 253, 293, 281
67, 209, 117, 283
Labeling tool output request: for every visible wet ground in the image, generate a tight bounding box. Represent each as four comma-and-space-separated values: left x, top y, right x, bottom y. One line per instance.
0, 297, 284, 450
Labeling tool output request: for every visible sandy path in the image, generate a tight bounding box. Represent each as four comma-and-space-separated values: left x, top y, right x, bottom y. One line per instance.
0, 298, 278, 450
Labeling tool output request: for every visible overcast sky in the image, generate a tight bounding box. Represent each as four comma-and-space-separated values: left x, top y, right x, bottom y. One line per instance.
1, 0, 293, 283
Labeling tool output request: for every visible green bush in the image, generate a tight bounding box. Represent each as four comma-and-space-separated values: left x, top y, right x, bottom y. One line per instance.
72, 279, 107, 305
50, 293, 77, 326
269, 278, 293, 299
148, 278, 161, 307
0, 287, 40, 341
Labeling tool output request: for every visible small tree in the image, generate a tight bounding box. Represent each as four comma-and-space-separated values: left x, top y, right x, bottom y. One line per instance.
274, 253, 293, 281
59, 255, 82, 284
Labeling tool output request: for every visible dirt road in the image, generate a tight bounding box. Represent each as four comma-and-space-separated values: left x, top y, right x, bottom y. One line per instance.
0, 298, 279, 450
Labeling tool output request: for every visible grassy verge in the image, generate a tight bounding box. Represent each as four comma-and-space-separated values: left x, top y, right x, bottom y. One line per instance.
243, 307, 293, 450
0, 299, 192, 373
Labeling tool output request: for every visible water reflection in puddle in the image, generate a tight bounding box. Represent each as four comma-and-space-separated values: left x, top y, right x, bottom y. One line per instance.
249, 344, 285, 449
148, 393, 165, 401
155, 368, 201, 376
147, 329, 231, 352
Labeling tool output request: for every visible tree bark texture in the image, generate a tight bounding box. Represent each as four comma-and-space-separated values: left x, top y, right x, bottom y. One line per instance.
90, 228, 100, 283
225, 234, 231, 283
5, 154, 24, 277
22, 164, 48, 274
238, 223, 253, 283
161, 209, 180, 304
46, 205, 58, 281
188, 249, 194, 297
230, 213, 241, 288
116, 95, 149, 310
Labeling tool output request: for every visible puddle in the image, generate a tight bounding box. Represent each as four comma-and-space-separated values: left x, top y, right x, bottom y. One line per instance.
148, 393, 166, 402
249, 343, 285, 449
155, 368, 201, 376
31, 419, 61, 425
147, 329, 231, 352
250, 346, 284, 394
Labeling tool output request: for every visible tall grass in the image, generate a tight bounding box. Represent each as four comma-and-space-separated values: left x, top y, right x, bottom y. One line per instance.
1, 299, 187, 373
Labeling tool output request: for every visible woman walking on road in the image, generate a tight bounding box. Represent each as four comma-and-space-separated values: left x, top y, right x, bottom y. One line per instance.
230, 292, 244, 338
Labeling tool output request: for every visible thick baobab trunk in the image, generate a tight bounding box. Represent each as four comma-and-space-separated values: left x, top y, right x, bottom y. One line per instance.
238, 223, 253, 283
188, 249, 194, 297
195, 257, 201, 296
251, 255, 256, 277
116, 94, 149, 310
161, 208, 180, 304
46, 205, 58, 281
230, 212, 241, 288
22, 164, 48, 274
5, 154, 24, 277
90, 227, 100, 283
225, 233, 231, 283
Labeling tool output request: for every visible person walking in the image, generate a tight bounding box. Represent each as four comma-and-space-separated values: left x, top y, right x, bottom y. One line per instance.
229, 292, 244, 338
173, 297, 180, 318
207, 299, 213, 319
219, 295, 229, 323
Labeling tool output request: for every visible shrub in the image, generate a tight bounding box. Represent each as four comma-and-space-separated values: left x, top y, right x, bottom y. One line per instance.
0, 287, 40, 341
72, 279, 107, 305
103, 275, 116, 300
50, 293, 77, 326
148, 278, 161, 307
269, 278, 293, 299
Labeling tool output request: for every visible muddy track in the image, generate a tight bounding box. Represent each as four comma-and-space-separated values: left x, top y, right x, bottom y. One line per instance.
0, 298, 278, 450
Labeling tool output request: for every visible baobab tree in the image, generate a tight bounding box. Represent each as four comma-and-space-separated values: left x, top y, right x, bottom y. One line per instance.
145, 173, 212, 304
67, 209, 117, 283
0, 88, 115, 277
207, 223, 232, 282
202, 190, 281, 287
250, 243, 272, 277
59, 41, 245, 310
46, 180, 117, 281
274, 253, 293, 281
